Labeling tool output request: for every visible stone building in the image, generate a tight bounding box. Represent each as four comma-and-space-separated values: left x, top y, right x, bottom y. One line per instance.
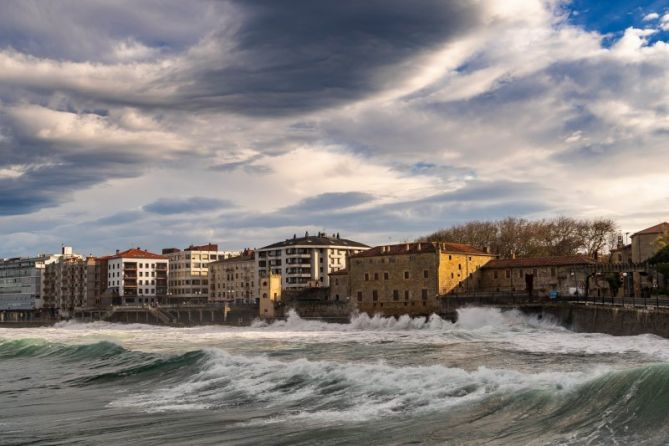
208, 249, 257, 304
478, 255, 606, 297
259, 273, 282, 319
630, 222, 669, 297
163, 244, 237, 304
631, 222, 669, 263
256, 233, 369, 290
106, 248, 168, 305
328, 269, 349, 302
346, 242, 494, 316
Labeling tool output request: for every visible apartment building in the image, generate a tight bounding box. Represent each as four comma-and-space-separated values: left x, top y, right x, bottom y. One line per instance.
42, 247, 86, 318
0, 253, 59, 311
163, 244, 238, 304
208, 249, 257, 303
256, 232, 369, 290
106, 248, 168, 305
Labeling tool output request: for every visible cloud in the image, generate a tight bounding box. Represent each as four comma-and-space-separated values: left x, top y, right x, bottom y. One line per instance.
283, 192, 376, 212
0, 0, 668, 256
143, 197, 235, 215
643, 12, 659, 21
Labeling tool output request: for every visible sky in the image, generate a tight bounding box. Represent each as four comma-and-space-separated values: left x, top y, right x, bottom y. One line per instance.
0, 0, 668, 257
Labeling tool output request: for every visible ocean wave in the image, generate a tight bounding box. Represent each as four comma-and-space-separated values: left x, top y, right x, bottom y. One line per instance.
109, 347, 610, 418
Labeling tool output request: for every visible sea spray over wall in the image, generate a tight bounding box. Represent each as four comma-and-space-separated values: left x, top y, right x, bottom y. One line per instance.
252, 307, 560, 332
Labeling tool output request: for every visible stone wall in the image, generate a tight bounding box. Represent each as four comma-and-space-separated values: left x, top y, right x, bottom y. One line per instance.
520, 303, 669, 338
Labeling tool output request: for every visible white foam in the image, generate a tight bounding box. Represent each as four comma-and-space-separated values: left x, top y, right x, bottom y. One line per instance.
110, 348, 608, 420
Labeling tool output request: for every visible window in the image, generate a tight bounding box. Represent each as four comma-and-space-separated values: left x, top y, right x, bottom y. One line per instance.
505, 269, 511, 279
423, 270, 428, 279
550, 267, 557, 277
384, 272, 389, 280
458, 264, 462, 270
449, 255, 452, 260
421, 289, 428, 299
404, 290, 410, 300
404, 271, 410, 279
451, 272, 454, 279
365, 273, 369, 281
374, 272, 379, 280
372, 290, 378, 301
393, 289, 399, 301
493, 271, 498, 279
357, 291, 363, 302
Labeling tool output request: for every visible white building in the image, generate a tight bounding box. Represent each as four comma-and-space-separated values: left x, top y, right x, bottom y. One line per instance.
163, 244, 238, 304
256, 232, 369, 290
106, 248, 168, 305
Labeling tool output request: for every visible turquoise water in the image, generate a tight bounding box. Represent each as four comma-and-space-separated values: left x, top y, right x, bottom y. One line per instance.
1, 308, 669, 445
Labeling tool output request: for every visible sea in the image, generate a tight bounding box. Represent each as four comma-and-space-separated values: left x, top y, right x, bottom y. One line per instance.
1, 307, 669, 445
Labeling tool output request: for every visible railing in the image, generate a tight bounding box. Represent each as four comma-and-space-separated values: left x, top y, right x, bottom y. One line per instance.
568, 293, 669, 309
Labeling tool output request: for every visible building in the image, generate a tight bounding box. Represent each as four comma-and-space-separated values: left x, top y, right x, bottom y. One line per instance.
208, 249, 257, 304
630, 222, 669, 297
328, 269, 349, 302
106, 248, 168, 305
0, 254, 59, 311
256, 232, 369, 290
259, 273, 282, 319
631, 222, 669, 263
346, 242, 494, 316
42, 247, 86, 318
163, 244, 238, 304
85, 256, 112, 308
478, 255, 606, 297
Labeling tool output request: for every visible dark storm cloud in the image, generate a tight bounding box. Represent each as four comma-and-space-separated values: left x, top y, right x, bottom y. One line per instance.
171, 0, 483, 115
143, 197, 235, 215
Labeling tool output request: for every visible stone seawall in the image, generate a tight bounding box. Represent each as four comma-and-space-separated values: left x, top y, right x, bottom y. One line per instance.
519, 303, 669, 338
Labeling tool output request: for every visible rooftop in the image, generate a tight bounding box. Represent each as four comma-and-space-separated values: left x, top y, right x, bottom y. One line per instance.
210, 250, 255, 264
483, 255, 595, 269
108, 248, 167, 260
633, 222, 669, 236
259, 233, 369, 250
351, 242, 489, 258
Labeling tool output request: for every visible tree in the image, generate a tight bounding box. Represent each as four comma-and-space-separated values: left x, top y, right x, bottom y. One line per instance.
419, 216, 618, 259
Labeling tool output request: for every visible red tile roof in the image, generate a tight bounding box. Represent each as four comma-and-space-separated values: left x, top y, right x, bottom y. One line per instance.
108, 248, 167, 260
483, 255, 595, 269
633, 222, 669, 236
350, 242, 489, 258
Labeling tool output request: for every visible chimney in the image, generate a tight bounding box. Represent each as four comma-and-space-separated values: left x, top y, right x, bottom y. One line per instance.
417, 243, 422, 251
406, 243, 410, 251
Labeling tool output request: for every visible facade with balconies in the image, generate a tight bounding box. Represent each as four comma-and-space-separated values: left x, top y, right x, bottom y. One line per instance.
256, 232, 369, 290
106, 248, 168, 305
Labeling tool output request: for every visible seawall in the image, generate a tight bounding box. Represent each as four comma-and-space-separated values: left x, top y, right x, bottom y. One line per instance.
518, 303, 669, 338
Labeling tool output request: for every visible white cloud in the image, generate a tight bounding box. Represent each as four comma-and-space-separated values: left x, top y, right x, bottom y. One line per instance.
643, 12, 659, 21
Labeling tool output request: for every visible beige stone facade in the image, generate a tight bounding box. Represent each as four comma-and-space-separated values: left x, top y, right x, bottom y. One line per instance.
347, 242, 494, 317
208, 249, 257, 304
478, 255, 609, 297
259, 273, 282, 319
631, 222, 669, 263
328, 269, 349, 302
